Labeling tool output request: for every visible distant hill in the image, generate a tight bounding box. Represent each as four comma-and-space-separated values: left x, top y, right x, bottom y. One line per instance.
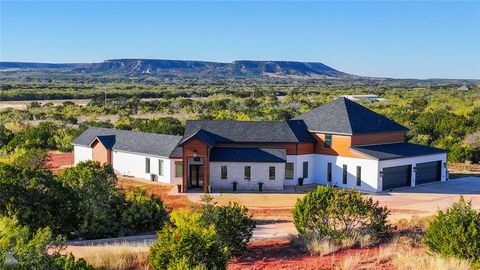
0, 59, 352, 79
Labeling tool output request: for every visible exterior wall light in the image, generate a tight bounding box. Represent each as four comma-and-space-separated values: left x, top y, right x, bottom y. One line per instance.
413, 166, 417, 173
379, 170, 383, 177
443, 162, 447, 168
192, 149, 198, 157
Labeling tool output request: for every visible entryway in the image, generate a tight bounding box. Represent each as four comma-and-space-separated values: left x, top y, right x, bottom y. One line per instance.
189, 164, 204, 188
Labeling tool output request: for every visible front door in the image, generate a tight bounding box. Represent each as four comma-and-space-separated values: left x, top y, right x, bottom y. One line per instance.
189, 165, 204, 188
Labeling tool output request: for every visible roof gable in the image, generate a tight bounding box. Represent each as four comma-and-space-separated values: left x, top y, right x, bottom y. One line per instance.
181, 120, 315, 145
73, 127, 182, 158
294, 97, 409, 135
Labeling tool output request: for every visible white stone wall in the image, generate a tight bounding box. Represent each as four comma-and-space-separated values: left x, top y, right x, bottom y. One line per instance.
111, 150, 173, 183
73, 145, 92, 164
285, 154, 316, 185
210, 162, 284, 191
313, 154, 380, 193
379, 153, 447, 190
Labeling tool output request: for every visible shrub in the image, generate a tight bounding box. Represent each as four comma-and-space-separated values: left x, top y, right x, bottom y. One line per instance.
149, 210, 227, 270
120, 188, 168, 236
293, 186, 390, 244
0, 216, 93, 269
424, 197, 480, 266
198, 195, 256, 257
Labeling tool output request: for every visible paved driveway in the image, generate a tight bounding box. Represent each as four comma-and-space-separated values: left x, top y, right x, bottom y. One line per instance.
371, 176, 480, 220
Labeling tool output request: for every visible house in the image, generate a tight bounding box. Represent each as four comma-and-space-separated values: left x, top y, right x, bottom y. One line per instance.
72, 97, 447, 193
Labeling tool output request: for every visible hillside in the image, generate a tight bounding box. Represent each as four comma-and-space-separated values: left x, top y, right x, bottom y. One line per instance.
0, 59, 352, 79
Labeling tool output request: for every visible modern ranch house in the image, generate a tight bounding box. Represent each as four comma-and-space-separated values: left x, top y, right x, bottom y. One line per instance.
73, 97, 447, 193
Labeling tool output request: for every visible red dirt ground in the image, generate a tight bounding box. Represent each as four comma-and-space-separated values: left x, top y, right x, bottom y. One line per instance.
228, 240, 394, 270
44, 151, 74, 172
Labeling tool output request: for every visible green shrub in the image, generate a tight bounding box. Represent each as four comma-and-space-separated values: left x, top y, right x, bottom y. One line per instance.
149, 210, 227, 270
424, 197, 480, 266
0, 216, 93, 269
293, 186, 390, 244
120, 188, 168, 236
198, 195, 256, 258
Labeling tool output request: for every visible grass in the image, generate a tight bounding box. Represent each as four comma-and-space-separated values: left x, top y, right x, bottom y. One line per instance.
289, 233, 374, 256
82, 243, 149, 270
393, 252, 472, 270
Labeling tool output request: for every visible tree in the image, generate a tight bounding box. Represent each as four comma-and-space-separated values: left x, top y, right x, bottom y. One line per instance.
149, 210, 227, 270
198, 195, 256, 257
58, 161, 122, 239
424, 197, 480, 267
120, 188, 168, 236
293, 186, 390, 243
0, 216, 93, 269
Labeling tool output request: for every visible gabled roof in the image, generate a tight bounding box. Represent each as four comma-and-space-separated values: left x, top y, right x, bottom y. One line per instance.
351, 143, 446, 161
210, 147, 286, 162
293, 97, 409, 135
89, 135, 116, 149
179, 119, 315, 146
72, 127, 182, 158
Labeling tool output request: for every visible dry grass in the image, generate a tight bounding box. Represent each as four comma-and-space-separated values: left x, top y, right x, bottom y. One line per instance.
336, 254, 362, 270
393, 251, 472, 270
289, 233, 375, 256
82, 243, 149, 270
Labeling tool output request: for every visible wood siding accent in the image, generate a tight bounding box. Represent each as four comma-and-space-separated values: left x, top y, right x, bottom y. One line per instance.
314, 133, 368, 158
91, 140, 112, 165
213, 142, 315, 155
182, 138, 209, 193
351, 132, 406, 146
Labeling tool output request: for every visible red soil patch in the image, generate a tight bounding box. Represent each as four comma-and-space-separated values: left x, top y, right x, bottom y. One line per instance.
117, 177, 197, 210
228, 240, 394, 270
45, 151, 74, 172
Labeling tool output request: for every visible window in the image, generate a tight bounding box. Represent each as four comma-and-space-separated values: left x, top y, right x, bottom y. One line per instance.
327, 162, 332, 182
244, 166, 251, 180
324, 133, 332, 148
285, 163, 294, 179
175, 161, 183, 177
303, 162, 309, 178
342, 164, 347, 184
269, 166, 276, 180
356, 166, 362, 186
145, 157, 150, 173
221, 165, 228, 179
158, 159, 164, 176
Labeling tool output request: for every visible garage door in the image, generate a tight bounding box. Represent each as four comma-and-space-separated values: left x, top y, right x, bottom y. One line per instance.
416, 161, 441, 185
382, 165, 412, 191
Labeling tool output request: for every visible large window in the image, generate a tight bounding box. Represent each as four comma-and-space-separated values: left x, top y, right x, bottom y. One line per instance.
244, 166, 251, 180
221, 165, 228, 179
269, 166, 276, 180
158, 159, 164, 176
356, 166, 362, 186
175, 161, 183, 177
327, 162, 332, 182
342, 164, 347, 184
303, 162, 309, 178
285, 163, 294, 179
145, 157, 150, 174
324, 133, 332, 148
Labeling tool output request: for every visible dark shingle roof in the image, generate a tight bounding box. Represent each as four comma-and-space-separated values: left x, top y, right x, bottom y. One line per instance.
210, 147, 286, 162
351, 143, 446, 160
72, 127, 182, 158
294, 97, 409, 135
179, 119, 315, 145
92, 135, 116, 149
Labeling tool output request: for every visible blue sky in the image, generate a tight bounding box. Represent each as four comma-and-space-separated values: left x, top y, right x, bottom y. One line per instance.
1, 1, 479, 79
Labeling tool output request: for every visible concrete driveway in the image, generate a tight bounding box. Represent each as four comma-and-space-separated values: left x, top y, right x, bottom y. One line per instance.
371, 176, 480, 220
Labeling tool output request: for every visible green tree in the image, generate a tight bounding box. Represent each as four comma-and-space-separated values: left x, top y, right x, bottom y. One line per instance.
0, 216, 93, 269
149, 210, 227, 270
293, 186, 390, 242
424, 197, 480, 267
198, 195, 256, 257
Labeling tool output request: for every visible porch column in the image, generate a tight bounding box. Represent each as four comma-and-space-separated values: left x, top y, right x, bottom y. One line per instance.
182, 155, 188, 193
203, 157, 209, 193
